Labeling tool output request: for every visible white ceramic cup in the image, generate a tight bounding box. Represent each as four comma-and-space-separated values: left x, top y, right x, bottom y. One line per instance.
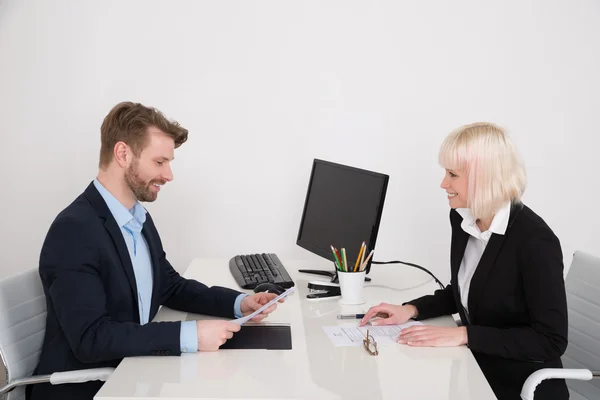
337, 270, 366, 305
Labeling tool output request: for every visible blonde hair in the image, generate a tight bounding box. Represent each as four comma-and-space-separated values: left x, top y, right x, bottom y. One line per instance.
439, 122, 526, 220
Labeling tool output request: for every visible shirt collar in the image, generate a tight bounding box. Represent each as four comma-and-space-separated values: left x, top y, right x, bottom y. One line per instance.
93, 178, 147, 228
488, 202, 511, 235
456, 201, 511, 240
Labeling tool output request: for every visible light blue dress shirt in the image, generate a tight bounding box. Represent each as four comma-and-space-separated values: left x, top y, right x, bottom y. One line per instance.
93, 179, 246, 353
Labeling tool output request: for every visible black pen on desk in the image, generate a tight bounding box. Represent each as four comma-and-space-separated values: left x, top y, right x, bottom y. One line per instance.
337, 314, 365, 319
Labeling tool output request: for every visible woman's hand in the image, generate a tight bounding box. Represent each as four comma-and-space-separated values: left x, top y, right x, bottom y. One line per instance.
359, 303, 418, 326
397, 325, 468, 347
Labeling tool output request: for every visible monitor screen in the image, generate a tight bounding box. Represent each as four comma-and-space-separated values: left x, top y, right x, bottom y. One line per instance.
296, 159, 389, 274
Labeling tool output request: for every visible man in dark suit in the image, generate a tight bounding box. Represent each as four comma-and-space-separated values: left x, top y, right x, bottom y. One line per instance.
29, 102, 281, 400
360, 123, 568, 399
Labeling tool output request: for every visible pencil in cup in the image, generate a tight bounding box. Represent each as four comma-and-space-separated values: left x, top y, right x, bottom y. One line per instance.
354, 241, 366, 272
359, 250, 374, 271
330, 245, 343, 271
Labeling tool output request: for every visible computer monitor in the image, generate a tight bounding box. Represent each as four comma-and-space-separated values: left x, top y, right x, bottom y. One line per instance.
296, 159, 389, 282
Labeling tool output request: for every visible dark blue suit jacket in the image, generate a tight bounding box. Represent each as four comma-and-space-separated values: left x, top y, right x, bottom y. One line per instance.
29, 182, 241, 400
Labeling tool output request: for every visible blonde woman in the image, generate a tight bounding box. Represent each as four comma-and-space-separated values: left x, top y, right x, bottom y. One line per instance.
361, 123, 568, 400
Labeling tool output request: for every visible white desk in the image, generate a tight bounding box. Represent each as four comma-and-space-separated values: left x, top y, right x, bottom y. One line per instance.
95, 258, 497, 399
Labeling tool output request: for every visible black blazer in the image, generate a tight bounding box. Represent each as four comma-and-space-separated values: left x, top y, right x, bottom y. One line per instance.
407, 203, 569, 400
29, 182, 242, 400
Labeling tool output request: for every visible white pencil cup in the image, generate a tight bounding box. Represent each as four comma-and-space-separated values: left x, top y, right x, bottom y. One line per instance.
337, 270, 366, 305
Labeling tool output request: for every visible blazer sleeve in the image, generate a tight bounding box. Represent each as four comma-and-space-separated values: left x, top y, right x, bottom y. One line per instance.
466, 228, 569, 361
159, 255, 241, 318
40, 218, 182, 364
404, 284, 458, 320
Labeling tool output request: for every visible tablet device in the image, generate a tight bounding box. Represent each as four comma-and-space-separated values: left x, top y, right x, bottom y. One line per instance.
220, 324, 292, 350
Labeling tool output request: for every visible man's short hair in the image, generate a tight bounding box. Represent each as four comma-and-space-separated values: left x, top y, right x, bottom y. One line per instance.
99, 101, 188, 168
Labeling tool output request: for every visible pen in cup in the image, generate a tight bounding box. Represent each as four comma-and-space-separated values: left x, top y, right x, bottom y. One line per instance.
337, 314, 365, 319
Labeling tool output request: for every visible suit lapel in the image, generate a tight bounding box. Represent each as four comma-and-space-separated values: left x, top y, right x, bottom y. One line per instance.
84, 182, 139, 318
142, 224, 162, 319
466, 233, 507, 317
104, 219, 139, 302
451, 227, 469, 279
450, 212, 470, 324
450, 210, 470, 280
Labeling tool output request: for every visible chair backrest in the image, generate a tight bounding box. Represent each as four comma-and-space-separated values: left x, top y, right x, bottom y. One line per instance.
563, 251, 600, 400
0, 269, 47, 400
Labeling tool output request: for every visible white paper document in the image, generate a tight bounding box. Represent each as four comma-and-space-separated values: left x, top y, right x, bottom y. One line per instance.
322, 321, 424, 347
232, 286, 296, 325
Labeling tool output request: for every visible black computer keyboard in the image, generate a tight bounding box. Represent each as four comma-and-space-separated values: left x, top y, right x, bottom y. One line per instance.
229, 253, 295, 290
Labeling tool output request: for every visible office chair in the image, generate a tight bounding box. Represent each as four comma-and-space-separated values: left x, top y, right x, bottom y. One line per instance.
521, 251, 600, 400
0, 269, 113, 400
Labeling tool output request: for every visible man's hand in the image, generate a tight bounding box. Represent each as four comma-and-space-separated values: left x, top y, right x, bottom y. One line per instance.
397, 325, 468, 347
240, 292, 283, 322
195, 320, 241, 351
359, 303, 418, 326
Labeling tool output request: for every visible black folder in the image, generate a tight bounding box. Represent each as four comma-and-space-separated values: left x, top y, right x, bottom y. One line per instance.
220, 324, 292, 350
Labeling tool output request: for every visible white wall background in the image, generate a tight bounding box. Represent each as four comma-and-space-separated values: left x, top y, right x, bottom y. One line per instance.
0, 0, 598, 286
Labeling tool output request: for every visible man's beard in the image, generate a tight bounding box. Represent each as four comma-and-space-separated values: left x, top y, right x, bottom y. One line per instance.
124, 159, 163, 203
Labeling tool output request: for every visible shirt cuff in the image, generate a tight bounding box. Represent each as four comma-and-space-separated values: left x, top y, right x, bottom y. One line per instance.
234, 293, 248, 318
180, 321, 198, 353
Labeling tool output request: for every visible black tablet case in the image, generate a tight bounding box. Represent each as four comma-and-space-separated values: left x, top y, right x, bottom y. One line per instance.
220, 324, 292, 350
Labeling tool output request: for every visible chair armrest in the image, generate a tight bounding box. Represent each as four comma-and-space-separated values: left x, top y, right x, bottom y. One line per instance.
521, 368, 592, 400
0, 375, 51, 395
0, 367, 114, 395
50, 367, 114, 385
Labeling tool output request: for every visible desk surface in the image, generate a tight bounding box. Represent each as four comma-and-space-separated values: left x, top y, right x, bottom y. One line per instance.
95, 258, 496, 399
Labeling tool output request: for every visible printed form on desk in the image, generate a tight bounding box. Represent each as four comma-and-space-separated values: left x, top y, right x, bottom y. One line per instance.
323, 321, 423, 347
